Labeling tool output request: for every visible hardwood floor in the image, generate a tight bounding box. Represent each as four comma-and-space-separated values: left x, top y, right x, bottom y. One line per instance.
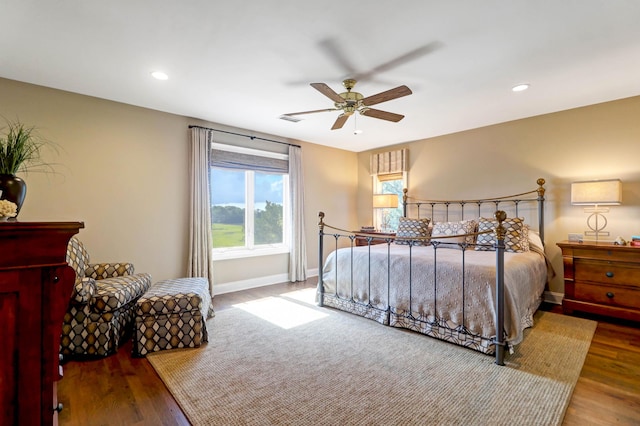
58, 280, 640, 425
547, 308, 640, 425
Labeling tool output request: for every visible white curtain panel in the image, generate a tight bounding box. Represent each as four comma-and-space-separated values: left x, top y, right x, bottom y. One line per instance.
188, 128, 215, 293
288, 145, 307, 282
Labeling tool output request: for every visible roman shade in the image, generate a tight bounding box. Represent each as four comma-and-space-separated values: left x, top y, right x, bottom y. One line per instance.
370, 148, 408, 175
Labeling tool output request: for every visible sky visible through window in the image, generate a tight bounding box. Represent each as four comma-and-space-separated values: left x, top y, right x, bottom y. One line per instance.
211, 168, 284, 209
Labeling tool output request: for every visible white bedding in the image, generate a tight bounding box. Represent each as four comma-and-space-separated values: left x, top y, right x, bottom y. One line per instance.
321, 243, 547, 348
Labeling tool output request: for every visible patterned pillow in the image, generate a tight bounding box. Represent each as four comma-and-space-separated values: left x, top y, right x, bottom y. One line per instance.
475, 217, 528, 253
394, 217, 431, 246
430, 220, 477, 248
522, 224, 530, 252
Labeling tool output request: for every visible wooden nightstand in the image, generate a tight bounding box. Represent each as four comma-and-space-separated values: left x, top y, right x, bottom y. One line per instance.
354, 231, 395, 246
557, 240, 640, 322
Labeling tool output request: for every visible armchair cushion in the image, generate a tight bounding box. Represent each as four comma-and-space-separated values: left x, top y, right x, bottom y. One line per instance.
92, 274, 152, 313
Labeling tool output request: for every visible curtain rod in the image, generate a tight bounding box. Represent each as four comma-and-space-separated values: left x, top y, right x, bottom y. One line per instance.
188, 125, 301, 148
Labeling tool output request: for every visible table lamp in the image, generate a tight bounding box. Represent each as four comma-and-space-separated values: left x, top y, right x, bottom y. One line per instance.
373, 193, 399, 232
571, 179, 622, 242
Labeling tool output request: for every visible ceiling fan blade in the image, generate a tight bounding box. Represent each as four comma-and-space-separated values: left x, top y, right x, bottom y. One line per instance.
310, 83, 345, 104
331, 114, 350, 130
361, 108, 405, 122
353, 42, 443, 81
283, 108, 338, 116
318, 38, 358, 76
361, 85, 412, 107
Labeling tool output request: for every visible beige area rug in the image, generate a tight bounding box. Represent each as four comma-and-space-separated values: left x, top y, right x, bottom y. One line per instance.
147, 288, 597, 426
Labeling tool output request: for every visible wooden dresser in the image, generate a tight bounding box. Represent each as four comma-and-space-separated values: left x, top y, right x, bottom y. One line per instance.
0, 221, 83, 426
557, 240, 640, 322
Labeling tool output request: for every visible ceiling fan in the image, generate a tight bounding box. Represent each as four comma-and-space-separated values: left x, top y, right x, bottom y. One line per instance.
283, 79, 412, 130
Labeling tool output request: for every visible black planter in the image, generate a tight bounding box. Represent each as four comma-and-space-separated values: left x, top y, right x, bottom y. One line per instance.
0, 174, 27, 216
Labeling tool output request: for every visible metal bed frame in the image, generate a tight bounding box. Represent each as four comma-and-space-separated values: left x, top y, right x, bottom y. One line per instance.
317, 178, 546, 366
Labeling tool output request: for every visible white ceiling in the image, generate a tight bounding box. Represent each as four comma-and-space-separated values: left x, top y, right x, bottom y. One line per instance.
2, 1, 640, 152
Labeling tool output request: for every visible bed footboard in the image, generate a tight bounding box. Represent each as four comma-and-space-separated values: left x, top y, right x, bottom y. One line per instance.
317, 211, 509, 366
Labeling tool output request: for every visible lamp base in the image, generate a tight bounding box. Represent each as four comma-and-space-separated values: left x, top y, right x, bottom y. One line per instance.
584, 231, 610, 237
584, 209, 610, 243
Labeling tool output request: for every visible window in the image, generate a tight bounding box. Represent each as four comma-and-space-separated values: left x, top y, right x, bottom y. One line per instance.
210, 144, 290, 259
373, 172, 406, 232
370, 148, 408, 232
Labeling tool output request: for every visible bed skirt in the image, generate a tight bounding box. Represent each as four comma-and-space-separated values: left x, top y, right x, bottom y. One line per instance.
321, 293, 496, 355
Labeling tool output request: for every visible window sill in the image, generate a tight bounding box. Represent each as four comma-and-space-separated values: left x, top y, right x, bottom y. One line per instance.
212, 246, 289, 261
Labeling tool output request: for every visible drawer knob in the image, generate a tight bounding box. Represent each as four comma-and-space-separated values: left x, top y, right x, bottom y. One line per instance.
54, 403, 63, 412
606, 292, 614, 299
605, 271, 614, 278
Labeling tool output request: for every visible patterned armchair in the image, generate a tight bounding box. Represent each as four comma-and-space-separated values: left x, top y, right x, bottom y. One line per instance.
61, 237, 152, 358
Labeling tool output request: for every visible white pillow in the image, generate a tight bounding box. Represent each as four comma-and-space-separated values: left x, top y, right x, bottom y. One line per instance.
528, 228, 544, 252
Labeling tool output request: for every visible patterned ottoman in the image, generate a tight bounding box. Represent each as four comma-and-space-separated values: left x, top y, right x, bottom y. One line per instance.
134, 277, 214, 356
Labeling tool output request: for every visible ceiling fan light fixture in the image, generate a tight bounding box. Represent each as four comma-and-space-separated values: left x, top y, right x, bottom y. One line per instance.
512, 83, 530, 92
283, 79, 412, 131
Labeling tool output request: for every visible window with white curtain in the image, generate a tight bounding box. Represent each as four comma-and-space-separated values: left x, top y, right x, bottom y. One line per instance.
210, 143, 290, 259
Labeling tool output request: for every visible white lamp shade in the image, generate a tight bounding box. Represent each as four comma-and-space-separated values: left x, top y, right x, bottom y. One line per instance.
372, 193, 399, 209
571, 179, 622, 205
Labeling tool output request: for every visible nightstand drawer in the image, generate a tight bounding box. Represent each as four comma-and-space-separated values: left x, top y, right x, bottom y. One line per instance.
573, 248, 640, 263
574, 282, 640, 309
575, 260, 640, 286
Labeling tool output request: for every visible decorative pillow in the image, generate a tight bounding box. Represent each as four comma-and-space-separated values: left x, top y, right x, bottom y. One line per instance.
430, 220, 477, 248
394, 217, 431, 246
522, 224, 530, 252
475, 217, 527, 253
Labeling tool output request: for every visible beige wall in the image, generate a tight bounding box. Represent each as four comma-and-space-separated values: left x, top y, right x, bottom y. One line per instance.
0, 78, 359, 292
357, 96, 640, 295
5, 76, 639, 297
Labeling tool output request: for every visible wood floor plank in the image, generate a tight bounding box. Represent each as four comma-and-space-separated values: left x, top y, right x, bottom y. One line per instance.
57, 281, 640, 425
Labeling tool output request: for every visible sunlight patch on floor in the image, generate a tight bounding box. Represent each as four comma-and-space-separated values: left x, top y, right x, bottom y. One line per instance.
279, 287, 318, 305
233, 294, 327, 329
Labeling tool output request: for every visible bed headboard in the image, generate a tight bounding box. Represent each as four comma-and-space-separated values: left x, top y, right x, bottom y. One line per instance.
402, 178, 546, 244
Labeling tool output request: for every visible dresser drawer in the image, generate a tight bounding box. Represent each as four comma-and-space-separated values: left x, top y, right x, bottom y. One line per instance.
574, 259, 640, 286
574, 282, 640, 310
572, 247, 640, 263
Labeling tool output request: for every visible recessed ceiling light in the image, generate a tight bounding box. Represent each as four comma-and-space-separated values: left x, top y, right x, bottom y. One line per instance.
512, 83, 530, 92
151, 71, 169, 80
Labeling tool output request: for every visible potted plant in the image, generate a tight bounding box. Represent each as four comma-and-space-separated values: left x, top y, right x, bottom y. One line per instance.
0, 118, 57, 217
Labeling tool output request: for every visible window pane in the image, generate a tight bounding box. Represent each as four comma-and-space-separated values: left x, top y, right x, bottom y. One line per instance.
211, 168, 245, 248
381, 179, 403, 231
254, 172, 284, 245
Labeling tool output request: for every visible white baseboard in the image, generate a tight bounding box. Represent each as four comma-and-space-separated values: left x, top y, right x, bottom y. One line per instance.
213, 268, 320, 296
212, 273, 288, 295
543, 291, 564, 305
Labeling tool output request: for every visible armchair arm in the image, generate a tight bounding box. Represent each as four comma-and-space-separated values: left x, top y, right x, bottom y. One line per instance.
86, 262, 135, 279
70, 277, 97, 304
